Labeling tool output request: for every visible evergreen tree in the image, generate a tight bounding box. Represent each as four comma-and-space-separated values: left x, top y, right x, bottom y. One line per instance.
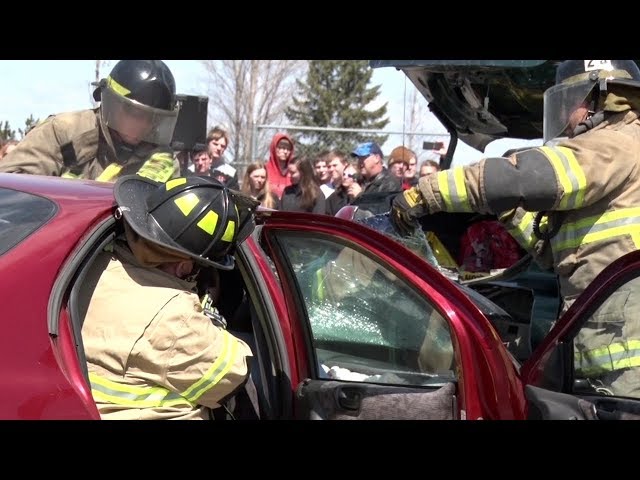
0, 121, 16, 143
285, 61, 389, 157
19, 114, 40, 139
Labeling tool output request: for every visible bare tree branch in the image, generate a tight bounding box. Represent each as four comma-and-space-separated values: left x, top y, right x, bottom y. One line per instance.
200, 60, 307, 170
405, 87, 429, 153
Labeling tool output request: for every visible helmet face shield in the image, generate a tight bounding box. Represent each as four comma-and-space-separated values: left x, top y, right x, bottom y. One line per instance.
101, 86, 179, 147
543, 79, 595, 143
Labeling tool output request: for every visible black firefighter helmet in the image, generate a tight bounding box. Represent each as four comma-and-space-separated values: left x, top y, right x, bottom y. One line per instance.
95, 60, 180, 151
543, 60, 640, 143
114, 175, 259, 270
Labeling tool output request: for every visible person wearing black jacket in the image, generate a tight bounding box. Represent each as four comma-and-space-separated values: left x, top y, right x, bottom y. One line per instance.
326, 162, 361, 216
278, 156, 326, 214
349, 142, 402, 215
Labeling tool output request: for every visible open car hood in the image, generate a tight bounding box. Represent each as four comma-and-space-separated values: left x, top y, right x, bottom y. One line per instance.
370, 60, 558, 154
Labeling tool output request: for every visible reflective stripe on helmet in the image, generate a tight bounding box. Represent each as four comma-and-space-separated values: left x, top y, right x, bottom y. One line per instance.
166, 178, 187, 190
575, 339, 640, 376
221, 220, 236, 242
106, 75, 131, 97
551, 207, 640, 252
436, 167, 472, 212
197, 211, 220, 235
174, 192, 200, 216
538, 146, 587, 210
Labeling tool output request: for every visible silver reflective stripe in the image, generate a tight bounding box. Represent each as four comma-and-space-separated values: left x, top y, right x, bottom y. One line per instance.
181, 330, 239, 403
508, 211, 536, 249
575, 340, 640, 376
437, 167, 472, 212
540, 146, 586, 210
89, 373, 193, 408
552, 208, 640, 252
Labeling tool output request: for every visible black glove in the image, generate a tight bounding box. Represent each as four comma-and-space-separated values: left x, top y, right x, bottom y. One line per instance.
390, 187, 429, 236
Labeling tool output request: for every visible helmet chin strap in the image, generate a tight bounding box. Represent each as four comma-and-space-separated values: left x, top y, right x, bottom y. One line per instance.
573, 111, 605, 137
572, 81, 605, 137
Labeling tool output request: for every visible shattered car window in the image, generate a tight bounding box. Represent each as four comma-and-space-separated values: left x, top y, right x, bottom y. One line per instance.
276, 232, 456, 386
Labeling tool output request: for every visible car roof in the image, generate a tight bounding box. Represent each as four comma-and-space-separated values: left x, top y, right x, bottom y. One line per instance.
0, 172, 116, 202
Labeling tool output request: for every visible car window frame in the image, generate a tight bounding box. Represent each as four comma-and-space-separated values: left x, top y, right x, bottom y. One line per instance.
264, 228, 459, 387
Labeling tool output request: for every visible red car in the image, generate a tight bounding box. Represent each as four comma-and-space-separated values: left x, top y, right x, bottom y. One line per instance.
3, 171, 640, 420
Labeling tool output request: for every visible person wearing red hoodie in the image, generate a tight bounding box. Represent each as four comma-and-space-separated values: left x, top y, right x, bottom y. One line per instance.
265, 133, 295, 199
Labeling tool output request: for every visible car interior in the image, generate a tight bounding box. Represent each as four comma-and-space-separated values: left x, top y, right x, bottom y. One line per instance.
414, 209, 561, 364
61, 214, 463, 420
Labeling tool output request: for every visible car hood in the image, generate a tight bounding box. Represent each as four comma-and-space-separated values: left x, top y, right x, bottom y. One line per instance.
370, 60, 559, 153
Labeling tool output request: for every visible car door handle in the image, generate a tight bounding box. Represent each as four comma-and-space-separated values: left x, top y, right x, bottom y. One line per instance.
336, 387, 363, 411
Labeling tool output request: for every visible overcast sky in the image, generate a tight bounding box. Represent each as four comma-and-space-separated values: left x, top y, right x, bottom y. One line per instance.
0, 60, 540, 165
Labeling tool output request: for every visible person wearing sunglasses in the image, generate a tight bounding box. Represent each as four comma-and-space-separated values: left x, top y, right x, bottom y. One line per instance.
326, 162, 362, 216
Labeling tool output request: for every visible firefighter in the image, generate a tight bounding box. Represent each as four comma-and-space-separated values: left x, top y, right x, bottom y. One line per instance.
82, 175, 260, 419
391, 60, 640, 397
0, 60, 181, 182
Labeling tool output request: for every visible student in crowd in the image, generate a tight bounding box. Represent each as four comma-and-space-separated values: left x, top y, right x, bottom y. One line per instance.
278, 156, 326, 214
241, 161, 279, 209
419, 159, 441, 178
388, 146, 419, 189
206, 126, 239, 189
326, 149, 349, 190
313, 153, 335, 198
265, 133, 295, 198
326, 161, 362, 216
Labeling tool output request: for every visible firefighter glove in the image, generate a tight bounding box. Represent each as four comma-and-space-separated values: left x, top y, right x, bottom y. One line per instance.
391, 186, 428, 236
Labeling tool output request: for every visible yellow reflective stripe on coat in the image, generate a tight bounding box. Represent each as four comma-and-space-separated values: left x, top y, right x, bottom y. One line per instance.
437, 167, 472, 212
137, 152, 175, 183
95, 163, 123, 182
552, 207, 640, 252
313, 267, 326, 302
575, 340, 640, 376
89, 373, 194, 408
180, 330, 239, 403
538, 146, 587, 210
61, 172, 81, 179
507, 211, 538, 249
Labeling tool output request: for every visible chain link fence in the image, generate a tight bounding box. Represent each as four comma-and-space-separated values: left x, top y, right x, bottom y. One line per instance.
233, 124, 450, 182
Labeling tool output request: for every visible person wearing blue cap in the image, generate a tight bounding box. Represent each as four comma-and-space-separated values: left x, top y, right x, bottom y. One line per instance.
348, 141, 403, 215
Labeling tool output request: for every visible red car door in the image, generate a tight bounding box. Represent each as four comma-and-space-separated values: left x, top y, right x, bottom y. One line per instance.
521, 249, 640, 420
0, 177, 108, 419
258, 211, 527, 420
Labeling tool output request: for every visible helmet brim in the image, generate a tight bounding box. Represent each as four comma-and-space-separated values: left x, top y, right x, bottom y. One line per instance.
114, 175, 235, 270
